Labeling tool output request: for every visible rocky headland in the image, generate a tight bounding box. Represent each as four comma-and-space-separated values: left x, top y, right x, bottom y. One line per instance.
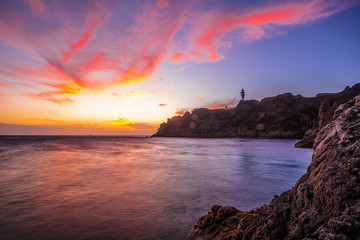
153, 84, 360, 143
187, 96, 360, 240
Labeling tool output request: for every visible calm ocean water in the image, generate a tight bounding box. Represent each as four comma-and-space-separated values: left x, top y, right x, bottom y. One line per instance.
0, 136, 313, 240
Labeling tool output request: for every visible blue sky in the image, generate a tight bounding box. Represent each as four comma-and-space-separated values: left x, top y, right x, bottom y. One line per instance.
0, 0, 359, 134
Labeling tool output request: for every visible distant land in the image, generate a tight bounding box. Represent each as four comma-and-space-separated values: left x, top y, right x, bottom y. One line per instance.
153, 83, 360, 145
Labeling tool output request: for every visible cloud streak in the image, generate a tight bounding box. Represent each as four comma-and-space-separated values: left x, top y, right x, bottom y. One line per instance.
205, 98, 239, 109
107, 117, 158, 131
182, 0, 359, 62
0, 0, 357, 104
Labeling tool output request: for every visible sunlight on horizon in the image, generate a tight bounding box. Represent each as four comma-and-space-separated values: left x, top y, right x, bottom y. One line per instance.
0, 0, 359, 135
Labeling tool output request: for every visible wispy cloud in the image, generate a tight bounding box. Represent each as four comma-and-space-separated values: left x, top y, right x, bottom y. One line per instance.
0, 0, 187, 103
156, 0, 170, 9
25, 0, 47, 16
175, 108, 191, 115
61, 21, 99, 62
195, 96, 204, 103
174, 97, 238, 116
173, 0, 359, 62
24, 92, 75, 105
205, 98, 238, 109
0, 0, 357, 104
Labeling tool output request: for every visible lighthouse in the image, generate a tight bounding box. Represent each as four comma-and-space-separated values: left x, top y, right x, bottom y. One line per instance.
241, 89, 245, 101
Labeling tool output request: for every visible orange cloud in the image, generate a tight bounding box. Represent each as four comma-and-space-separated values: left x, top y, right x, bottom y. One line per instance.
0, 0, 357, 104
205, 98, 238, 109
195, 96, 204, 102
125, 123, 158, 131
107, 117, 158, 130
174, 108, 192, 115
0, 1, 188, 104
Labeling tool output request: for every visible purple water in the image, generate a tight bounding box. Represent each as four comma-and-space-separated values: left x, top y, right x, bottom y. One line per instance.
0, 136, 313, 240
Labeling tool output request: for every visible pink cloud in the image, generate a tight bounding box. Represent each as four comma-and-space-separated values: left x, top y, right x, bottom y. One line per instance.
61, 25, 97, 62
169, 52, 189, 61
25, 0, 47, 16
182, 0, 358, 62
0, 0, 357, 104
156, 0, 170, 9
0, 0, 189, 103
190, 51, 202, 57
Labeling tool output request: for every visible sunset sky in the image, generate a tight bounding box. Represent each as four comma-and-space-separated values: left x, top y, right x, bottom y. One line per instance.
0, 0, 359, 135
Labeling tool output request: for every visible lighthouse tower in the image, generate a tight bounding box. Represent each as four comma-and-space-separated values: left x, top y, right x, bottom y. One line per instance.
241, 89, 245, 101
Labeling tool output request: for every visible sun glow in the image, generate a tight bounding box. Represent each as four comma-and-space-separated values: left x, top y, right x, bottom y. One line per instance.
0, 0, 358, 135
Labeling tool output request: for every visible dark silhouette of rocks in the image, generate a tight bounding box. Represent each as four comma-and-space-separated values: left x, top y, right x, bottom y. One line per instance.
187, 95, 360, 240
153, 84, 360, 142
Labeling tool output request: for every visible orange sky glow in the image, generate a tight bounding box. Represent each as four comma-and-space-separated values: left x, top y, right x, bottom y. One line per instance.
0, 0, 359, 135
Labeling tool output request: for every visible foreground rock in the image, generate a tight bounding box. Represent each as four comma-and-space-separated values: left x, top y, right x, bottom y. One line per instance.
293, 128, 319, 148
153, 84, 360, 140
187, 96, 360, 240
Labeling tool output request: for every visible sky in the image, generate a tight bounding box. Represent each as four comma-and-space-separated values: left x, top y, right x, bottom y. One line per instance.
0, 0, 359, 135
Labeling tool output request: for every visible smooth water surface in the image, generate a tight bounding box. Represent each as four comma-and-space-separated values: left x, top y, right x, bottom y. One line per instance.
0, 136, 313, 240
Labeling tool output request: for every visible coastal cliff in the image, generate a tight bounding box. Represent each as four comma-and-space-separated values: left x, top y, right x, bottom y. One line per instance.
187, 96, 360, 239
153, 84, 360, 140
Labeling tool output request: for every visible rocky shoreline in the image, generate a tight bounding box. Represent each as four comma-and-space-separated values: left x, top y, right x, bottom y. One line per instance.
153, 84, 360, 143
187, 96, 360, 239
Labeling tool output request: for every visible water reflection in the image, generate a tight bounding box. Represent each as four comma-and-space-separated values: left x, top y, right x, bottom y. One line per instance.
0, 136, 313, 240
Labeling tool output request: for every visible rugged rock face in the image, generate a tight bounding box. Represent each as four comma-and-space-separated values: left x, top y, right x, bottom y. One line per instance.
153, 84, 360, 140
293, 128, 319, 148
187, 96, 360, 240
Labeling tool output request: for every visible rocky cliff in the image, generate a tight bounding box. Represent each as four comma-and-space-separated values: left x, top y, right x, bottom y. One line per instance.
187, 96, 360, 240
153, 84, 360, 140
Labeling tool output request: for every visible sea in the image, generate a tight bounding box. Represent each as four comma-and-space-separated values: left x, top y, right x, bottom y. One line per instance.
0, 136, 313, 240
